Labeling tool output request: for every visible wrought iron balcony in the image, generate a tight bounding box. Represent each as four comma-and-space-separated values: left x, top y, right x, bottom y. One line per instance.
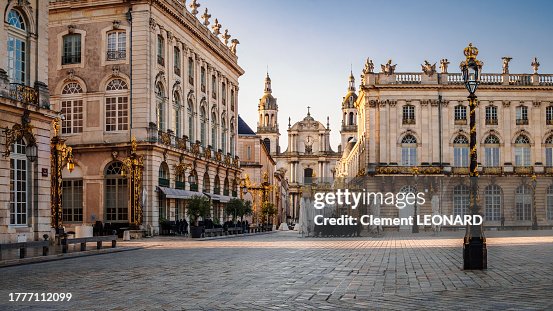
106, 50, 126, 61
516, 119, 529, 125
9, 83, 38, 105
482, 167, 503, 175
62, 54, 81, 65
514, 166, 533, 175
486, 118, 498, 125
402, 118, 416, 125
454, 119, 467, 125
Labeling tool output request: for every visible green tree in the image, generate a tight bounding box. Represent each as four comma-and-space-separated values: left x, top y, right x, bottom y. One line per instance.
261, 202, 277, 224
240, 200, 253, 221
225, 198, 244, 221
186, 195, 211, 226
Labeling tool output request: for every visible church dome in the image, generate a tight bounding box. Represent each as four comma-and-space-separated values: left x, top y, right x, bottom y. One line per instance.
342, 92, 358, 109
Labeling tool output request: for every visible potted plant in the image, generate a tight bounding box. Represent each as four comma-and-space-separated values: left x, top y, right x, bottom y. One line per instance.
187, 195, 211, 238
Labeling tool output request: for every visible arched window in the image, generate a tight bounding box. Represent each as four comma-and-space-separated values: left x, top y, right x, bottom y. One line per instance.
545, 135, 553, 167
9, 138, 28, 225
265, 114, 269, 127
106, 30, 126, 60
61, 82, 84, 134
453, 135, 469, 167
188, 57, 194, 85
105, 78, 129, 131
158, 162, 169, 187
485, 184, 501, 221
188, 170, 198, 191
263, 138, 271, 154
454, 105, 467, 122
211, 75, 217, 99
211, 112, 217, 150
304, 168, 313, 184
483, 134, 500, 167
486, 105, 498, 125
7, 9, 28, 83
105, 162, 128, 222
224, 177, 230, 195
230, 89, 235, 111
401, 134, 417, 166
348, 112, 354, 126
514, 134, 531, 166
221, 118, 227, 153
203, 172, 211, 193
62, 33, 82, 64
200, 106, 206, 146
200, 67, 206, 92
173, 47, 181, 76
155, 82, 165, 130
157, 34, 164, 65
515, 184, 532, 221
547, 185, 553, 220
174, 92, 181, 136
222, 82, 227, 104
453, 185, 469, 217
187, 100, 194, 141
402, 105, 415, 124
214, 175, 220, 194
547, 106, 553, 125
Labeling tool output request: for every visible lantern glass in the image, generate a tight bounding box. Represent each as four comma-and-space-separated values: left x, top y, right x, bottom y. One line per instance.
463, 59, 480, 95
26, 143, 38, 162
67, 161, 75, 173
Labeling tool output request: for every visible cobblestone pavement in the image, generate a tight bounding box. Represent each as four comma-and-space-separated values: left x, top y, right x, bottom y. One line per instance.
1, 230, 552, 310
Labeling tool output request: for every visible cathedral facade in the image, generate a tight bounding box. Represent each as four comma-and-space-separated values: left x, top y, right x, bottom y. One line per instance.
337, 56, 553, 229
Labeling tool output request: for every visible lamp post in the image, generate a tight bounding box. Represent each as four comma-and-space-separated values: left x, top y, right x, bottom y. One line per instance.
531, 174, 538, 230
121, 137, 144, 227
51, 118, 75, 234
460, 43, 487, 270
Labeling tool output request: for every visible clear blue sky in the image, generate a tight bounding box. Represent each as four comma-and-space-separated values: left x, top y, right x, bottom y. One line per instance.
204, 0, 553, 149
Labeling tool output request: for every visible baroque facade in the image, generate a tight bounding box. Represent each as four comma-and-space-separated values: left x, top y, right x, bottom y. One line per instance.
48, 0, 244, 233
337, 56, 553, 229
0, 0, 53, 243
237, 116, 289, 226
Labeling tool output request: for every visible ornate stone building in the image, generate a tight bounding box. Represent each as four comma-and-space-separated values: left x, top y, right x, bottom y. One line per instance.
337, 56, 553, 229
48, 0, 243, 233
237, 116, 289, 226
0, 0, 53, 243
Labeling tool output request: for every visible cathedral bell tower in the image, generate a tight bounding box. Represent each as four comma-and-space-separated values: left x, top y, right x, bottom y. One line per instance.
257, 73, 280, 154
340, 71, 358, 149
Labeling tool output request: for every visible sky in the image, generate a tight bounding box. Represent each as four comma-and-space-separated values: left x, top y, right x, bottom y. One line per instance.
202, 0, 553, 149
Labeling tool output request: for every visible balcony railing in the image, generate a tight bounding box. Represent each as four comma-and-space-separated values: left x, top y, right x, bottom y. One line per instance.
395, 73, 421, 84
451, 167, 470, 175
516, 119, 529, 125
106, 50, 126, 61
514, 166, 533, 175
190, 183, 198, 192
486, 118, 498, 125
509, 74, 532, 86
539, 75, 553, 86
9, 83, 38, 105
482, 167, 503, 175
547, 119, 553, 125
454, 119, 467, 125
480, 74, 503, 85
447, 73, 464, 84
402, 118, 416, 125
341, 125, 357, 131
146, 127, 240, 168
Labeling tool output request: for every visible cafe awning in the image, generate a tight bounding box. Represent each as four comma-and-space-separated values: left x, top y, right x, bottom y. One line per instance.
157, 186, 206, 199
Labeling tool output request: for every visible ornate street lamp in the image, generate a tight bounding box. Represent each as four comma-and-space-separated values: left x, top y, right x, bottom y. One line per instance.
531, 174, 538, 230
121, 137, 144, 227
460, 43, 487, 270
51, 118, 75, 234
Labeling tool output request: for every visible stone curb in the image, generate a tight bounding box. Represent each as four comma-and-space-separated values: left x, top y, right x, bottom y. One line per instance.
0, 246, 142, 268
195, 230, 279, 241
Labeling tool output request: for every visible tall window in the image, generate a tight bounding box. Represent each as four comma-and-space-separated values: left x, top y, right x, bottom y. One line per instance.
453, 135, 469, 167
188, 57, 194, 85
211, 112, 217, 149
400, 134, 417, 166
157, 35, 164, 66
10, 139, 28, 225
547, 186, 553, 220
7, 9, 27, 83
486, 105, 498, 125
515, 184, 532, 221
483, 135, 500, 167
158, 162, 170, 187
201, 67, 206, 92
61, 82, 84, 134
263, 138, 270, 154
105, 162, 128, 222
105, 79, 129, 131
174, 92, 181, 136
231, 89, 235, 111
211, 75, 217, 99
221, 118, 226, 153
349, 112, 354, 125
62, 180, 83, 222
453, 185, 469, 217
485, 184, 501, 221
545, 135, 553, 167
547, 106, 553, 125
402, 105, 415, 124
230, 121, 235, 156
304, 168, 313, 184
222, 82, 226, 104
454, 105, 467, 123
189, 170, 198, 191
514, 135, 531, 166
203, 173, 211, 193
62, 34, 82, 64
155, 82, 165, 130
187, 100, 194, 141
516, 106, 528, 125
107, 30, 126, 60
200, 106, 206, 146
173, 47, 181, 76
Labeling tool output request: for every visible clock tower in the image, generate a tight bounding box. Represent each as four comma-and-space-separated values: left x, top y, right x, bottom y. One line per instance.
257, 73, 280, 154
